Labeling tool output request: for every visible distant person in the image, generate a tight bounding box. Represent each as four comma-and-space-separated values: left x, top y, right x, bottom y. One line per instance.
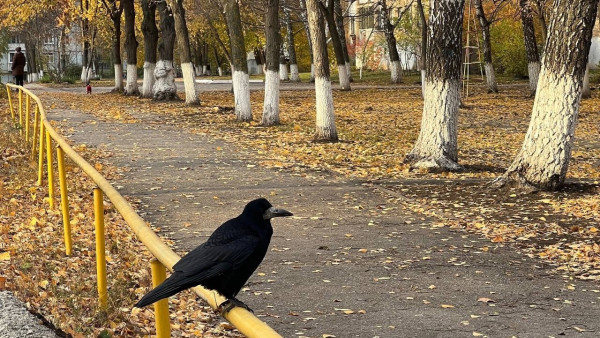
11, 47, 26, 87
86, 82, 92, 94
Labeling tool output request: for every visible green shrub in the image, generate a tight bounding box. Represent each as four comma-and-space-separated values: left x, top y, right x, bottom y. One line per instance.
490, 20, 528, 78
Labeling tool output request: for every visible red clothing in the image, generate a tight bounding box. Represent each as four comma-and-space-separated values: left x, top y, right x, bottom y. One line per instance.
11, 52, 26, 76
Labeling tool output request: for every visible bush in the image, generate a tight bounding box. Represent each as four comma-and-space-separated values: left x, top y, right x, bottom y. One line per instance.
490, 20, 528, 78
64, 65, 82, 78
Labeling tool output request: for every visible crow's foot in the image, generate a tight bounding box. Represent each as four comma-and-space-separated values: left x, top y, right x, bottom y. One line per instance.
218, 298, 253, 316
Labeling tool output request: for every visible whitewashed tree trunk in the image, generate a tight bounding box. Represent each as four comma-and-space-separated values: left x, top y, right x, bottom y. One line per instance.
141, 62, 156, 98
262, 70, 280, 125
582, 63, 591, 98
153, 60, 177, 100
495, 0, 598, 190
407, 80, 461, 170
390, 60, 402, 84
310, 63, 315, 82
527, 61, 541, 95
346, 62, 352, 82
290, 64, 300, 82
124, 63, 139, 95
181, 62, 199, 104
279, 63, 289, 81
232, 69, 252, 121
217, 66, 223, 77
202, 64, 208, 75
307, 0, 338, 141
406, 0, 465, 171
81, 66, 88, 83
338, 64, 350, 90
484, 63, 498, 93
114, 64, 124, 92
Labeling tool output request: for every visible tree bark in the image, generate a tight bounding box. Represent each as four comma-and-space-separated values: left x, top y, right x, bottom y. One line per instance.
582, 64, 591, 98
519, 0, 541, 95
495, 0, 599, 191
153, 1, 177, 101
319, 0, 350, 90
141, 0, 158, 98
333, 0, 352, 82
279, 48, 289, 81
474, 0, 498, 93
168, 0, 199, 105
123, 0, 139, 95
225, 0, 252, 121
262, 0, 281, 126
105, 0, 124, 92
306, 0, 338, 142
416, 0, 427, 97
405, 0, 465, 171
380, 0, 402, 84
284, 6, 300, 82
299, 0, 315, 82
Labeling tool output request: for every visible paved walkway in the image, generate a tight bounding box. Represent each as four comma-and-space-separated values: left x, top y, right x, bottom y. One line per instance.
30, 85, 600, 337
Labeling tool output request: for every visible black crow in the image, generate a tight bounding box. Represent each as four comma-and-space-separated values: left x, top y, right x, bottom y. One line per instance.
134, 198, 293, 312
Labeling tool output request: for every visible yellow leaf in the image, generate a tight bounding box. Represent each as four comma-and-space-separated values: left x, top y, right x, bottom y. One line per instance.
0, 252, 10, 261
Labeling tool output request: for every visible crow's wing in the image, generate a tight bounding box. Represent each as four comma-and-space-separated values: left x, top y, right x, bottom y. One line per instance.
173, 235, 261, 279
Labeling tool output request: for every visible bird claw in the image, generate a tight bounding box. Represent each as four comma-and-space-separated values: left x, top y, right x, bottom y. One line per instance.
218, 298, 254, 316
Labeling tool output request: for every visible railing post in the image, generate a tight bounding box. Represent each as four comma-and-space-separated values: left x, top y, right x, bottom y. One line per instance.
57, 146, 72, 256
18, 88, 23, 134
94, 188, 108, 308
32, 105, 39, 157
151, 259, 171, 338
6, 86, 14, 121
45, 128, 55, 208
25, 95, 30, 141
37, 122, 45, 186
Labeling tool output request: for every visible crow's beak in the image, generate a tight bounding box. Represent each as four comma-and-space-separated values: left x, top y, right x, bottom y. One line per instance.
263, 207, 293, 220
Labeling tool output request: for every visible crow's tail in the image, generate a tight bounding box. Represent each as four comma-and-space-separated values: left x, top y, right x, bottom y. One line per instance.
134, 271, 188, 308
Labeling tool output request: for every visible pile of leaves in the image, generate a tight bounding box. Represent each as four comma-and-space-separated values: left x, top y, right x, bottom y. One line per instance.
0, 107, 243, 337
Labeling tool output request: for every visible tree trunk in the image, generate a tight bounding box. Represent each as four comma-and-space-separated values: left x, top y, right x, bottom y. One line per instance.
279, 48, 289, 81
494, 0, 599, 191
474, 0, 498, 93
225, 0, 252, 121
108, 0, 124, 92
582, 64, 591, 98
334, 0, 352, 82
169, 0, 199, 105
405, 0, 465, 171
319, 1, 350, 91
380, 0, 402, 84
416, 0, 427, 97
262, 0, 281, 126
141, 0, 158, 98
300, 0, 315, 82
519, 0, 541, 95
123, 0, 139, 95
306, 0, 338, 142
284, 7, 300, 82
153, 1, 177, 101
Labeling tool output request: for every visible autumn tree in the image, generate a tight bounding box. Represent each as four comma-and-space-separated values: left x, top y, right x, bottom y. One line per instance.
319, 0, 350, 90
519, 0, 540, 95
299, 0, 315, 81
405, 0, 465, 171
473, 0, 508, 93
141, 0, 158, 98
306, 0, 338, 141
168, 0, 199, 105
123, 0, 138, 95
101, 0, 123, 92
416, 0, 427, 96
283, 3, 300, 82
494, 0, 599, 190
262, 0, 281, 126
378, 0, 413, 84
225, 0, 253, 121
153, 1, 177, 100
333, 0, 351, 82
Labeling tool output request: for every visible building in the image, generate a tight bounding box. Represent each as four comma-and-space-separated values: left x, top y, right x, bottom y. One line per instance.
1, 28, 84, 84
345, 0, 417, 71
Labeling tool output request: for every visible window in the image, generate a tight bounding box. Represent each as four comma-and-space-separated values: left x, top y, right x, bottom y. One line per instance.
358, 7, 374, 30
44, 36, 55, 45
9, 36, 21, 44
9, 53, 15, 63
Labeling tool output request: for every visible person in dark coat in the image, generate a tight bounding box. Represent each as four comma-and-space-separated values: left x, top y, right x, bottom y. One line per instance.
11, 47, 26, 87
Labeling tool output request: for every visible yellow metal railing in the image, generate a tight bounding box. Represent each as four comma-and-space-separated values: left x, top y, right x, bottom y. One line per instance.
4, 84, 282, 338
